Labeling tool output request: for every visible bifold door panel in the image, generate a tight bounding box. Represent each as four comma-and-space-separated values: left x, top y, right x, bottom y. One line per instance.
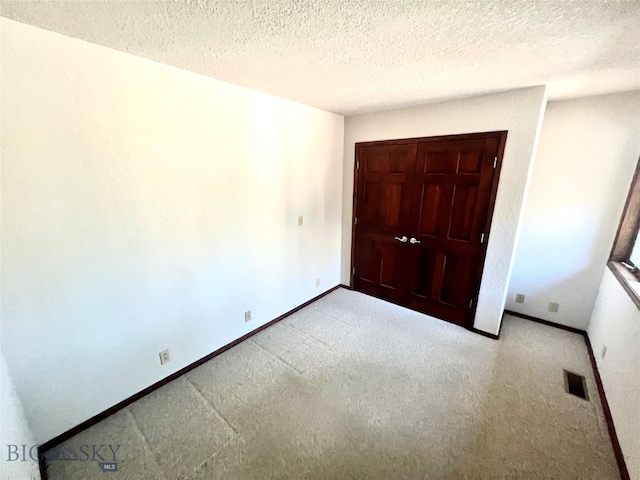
352, 132, 506, 327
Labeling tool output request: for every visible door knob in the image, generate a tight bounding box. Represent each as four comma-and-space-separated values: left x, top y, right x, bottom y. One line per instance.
410, 237, 421, 244
394, 236, 408, 243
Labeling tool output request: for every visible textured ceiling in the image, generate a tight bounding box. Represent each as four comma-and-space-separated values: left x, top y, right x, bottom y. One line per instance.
1, 0, 639, 115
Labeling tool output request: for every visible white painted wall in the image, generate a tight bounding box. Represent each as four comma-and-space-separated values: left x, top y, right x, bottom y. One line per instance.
0, 354, 40, 480
342, 87, 548, 335
507, 92, 640, 329
0, 19, 344, 443
588, 268, 640, 480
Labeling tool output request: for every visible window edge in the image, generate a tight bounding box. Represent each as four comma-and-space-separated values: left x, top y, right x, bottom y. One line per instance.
607, 261, 640, 310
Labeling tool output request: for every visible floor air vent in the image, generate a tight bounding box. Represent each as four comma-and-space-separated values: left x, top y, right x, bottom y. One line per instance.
564, 370, 589, 400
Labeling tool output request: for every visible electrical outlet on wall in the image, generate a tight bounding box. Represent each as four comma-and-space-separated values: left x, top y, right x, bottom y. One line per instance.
515, 293, 525, 304
159, 349, 170, 365
548, 302, 560, 313
245, 310, 252, 322
298, 216, 304, 226
601, 345, 607, 359
316, 278, 320, 287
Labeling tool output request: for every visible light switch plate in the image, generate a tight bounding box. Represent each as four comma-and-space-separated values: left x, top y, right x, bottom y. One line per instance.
159, 349, 170, 365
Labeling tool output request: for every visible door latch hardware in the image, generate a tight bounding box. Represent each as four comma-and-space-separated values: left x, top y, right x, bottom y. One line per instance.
394, 236, 408, 243
409, 237, 421, 244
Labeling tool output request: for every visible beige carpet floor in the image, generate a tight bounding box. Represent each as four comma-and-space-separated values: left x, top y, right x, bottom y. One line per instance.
44, 288, 620, 479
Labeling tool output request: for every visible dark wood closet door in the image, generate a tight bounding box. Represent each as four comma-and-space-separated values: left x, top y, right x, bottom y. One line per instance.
405, 137, 500, 325
352, 132, 505, 328
352, 143, 417, 304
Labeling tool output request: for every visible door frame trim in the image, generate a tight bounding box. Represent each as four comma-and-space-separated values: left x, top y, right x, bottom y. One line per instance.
467, 131, 508, 327
349, 130, 508, 328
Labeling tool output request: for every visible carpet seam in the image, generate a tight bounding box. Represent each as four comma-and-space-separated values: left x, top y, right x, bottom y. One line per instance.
308, 305, 359, 329
278, 322, 335, 352
126, 407, 168, 480
247, 338, 306, 376
185, 376, 240, 435
194, 435, 244, 473
282, 323, 334, 350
